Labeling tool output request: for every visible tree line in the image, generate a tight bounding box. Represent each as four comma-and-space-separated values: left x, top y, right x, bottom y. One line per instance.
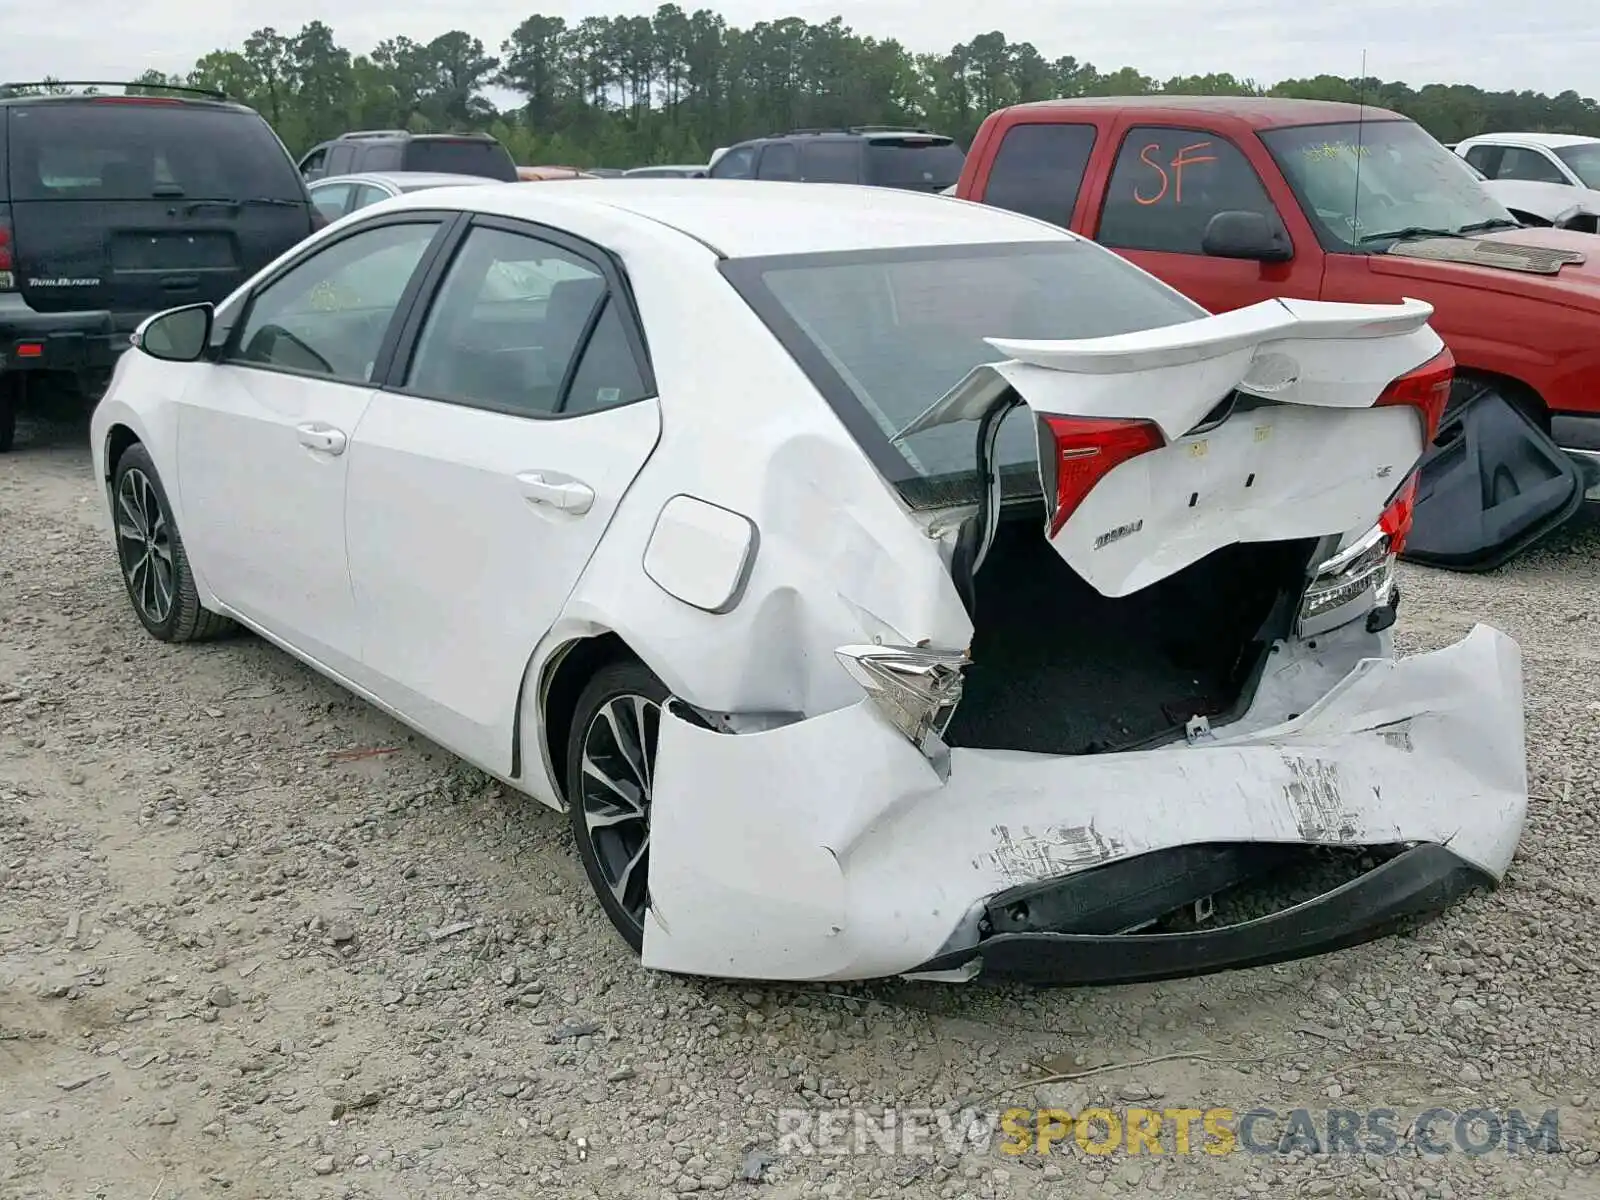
17, 12, 1600, 167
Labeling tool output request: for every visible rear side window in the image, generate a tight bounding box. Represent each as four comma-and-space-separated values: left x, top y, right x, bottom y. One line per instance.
402, 138, 517, 181
6, 102, 305, 203
981, 123, 1098, 228
361, 143, 403, 172
1097, 126, 1276, 254
864, 138, 966, 191
801, 140, 861, 183
757, 143, 798, 181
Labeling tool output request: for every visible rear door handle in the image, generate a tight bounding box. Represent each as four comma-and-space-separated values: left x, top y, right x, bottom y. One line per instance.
297, 423, 347, 455
516, 471, 595, 514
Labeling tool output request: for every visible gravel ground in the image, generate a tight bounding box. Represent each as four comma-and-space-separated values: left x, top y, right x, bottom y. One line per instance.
2, 412, 1598, 1200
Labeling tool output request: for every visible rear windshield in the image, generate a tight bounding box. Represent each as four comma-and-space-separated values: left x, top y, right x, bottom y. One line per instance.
5, 101, 305, 203
402, 139, 518, 181
721, 239, 1205, 509
865, 139, 966, 191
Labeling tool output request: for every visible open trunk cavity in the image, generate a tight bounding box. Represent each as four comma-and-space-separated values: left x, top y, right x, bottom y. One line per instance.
944, 503, 1318, 756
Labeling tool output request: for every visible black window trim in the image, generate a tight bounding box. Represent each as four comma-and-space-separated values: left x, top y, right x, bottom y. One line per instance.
1095, 123, 1284, 256
1257, 117, 1422, 256
717, 239, 1096, 492
218, 209, 465, 386
376, 212, 658, 422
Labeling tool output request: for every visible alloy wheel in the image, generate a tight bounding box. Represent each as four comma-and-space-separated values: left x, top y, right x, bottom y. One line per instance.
577, 693, 661, 930
115, 467, 174, 626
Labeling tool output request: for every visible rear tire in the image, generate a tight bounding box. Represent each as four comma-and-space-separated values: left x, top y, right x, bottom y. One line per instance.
111, 443, 235, 643
565, 659, 668, 954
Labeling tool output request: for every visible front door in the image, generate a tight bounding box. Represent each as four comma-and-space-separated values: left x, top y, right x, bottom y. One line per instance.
1089, 123, 1323, 312
175, 216, 449, 672
345, 217, 661, 774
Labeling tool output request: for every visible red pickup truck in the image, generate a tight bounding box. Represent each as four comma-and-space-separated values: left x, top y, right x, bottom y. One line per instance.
953, 96, 1597, 568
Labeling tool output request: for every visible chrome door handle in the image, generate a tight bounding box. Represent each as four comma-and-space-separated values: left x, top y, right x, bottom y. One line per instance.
516, 471, 595, 515
296, 423, 347, 455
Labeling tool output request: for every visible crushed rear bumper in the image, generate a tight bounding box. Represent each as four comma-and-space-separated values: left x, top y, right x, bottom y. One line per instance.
907, 842, 1490, 985
641, 623, 1526, 984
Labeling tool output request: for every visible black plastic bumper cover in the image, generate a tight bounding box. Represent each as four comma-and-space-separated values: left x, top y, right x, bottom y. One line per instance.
1, 306, 132, 374
909, 843, 1492, 986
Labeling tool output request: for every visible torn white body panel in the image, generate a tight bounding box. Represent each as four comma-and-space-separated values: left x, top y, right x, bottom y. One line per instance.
897, 297, 1441, 597
643, 624, 1525, 982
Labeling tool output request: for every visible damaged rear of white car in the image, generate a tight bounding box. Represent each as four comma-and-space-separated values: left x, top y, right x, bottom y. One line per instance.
628, 231, 1527, 986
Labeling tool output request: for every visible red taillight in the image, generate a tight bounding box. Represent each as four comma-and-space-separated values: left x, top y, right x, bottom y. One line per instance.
1378, 473, 1418, 557
1039, 414, 1166, 537
14, 342, 42, 358
1374, 347, 1455, 444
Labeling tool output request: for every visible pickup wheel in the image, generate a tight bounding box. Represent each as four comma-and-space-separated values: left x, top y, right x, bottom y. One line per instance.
111, 443, 236, 643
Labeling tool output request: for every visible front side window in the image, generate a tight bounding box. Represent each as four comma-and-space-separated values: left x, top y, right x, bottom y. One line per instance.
1261, 119, 1517, 248
1494, 147, 1569, 185
1554, 142, 1600, 188
404, 225, 645, 417
710, 145, 756, 179
722, 238, 1205, 508
1462, 144, 1501, 176
233, 220, 439, 380
980, 123, 1098, 228
1098, 126, 1279, 254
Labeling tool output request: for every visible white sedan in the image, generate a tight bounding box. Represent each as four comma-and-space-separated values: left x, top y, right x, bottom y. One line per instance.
90, 180, 1528, 985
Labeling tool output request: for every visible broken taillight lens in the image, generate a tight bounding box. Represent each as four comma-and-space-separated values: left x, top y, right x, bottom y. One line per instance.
1378, 473, 1418, 556
834, 644, 968, 765
1037, 414, 1166, 537
1374, 347, 1455, 444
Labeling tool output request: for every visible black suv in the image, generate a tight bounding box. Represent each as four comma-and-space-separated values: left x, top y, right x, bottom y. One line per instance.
298, 130, 520, 183
707, 126, 966, 191
0, 82, 319, 451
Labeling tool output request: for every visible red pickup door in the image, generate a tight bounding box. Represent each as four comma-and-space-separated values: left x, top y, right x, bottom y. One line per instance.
954, 96, 1596, 569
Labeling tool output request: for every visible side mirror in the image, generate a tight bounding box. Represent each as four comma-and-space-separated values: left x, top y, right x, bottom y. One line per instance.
133, 303, 214, 363
1201, 210, 1293, 262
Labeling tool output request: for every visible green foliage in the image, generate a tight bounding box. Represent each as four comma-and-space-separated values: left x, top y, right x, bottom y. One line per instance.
162, 12, 1600, 166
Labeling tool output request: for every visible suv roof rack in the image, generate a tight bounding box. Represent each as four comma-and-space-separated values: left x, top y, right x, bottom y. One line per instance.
335, 129, 413, 140
777, 124, 939, 137
0, 79, 227, 100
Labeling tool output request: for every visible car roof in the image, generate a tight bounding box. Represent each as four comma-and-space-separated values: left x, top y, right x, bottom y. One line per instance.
0, 92, 259, 115
377, 178, 1072, 257
1457, 132, 1600, 149
313, 171, 500, 189
1000, 95, 1405, 129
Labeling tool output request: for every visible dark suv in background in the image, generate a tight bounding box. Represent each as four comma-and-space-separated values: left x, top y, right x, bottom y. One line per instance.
0, 81, 317, 451
708, 126, 966, 191
298, 130, 520, 183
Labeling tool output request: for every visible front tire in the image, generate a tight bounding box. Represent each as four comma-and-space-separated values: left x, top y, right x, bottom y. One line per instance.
566, 659, 668, 953
111, 443, 235, 643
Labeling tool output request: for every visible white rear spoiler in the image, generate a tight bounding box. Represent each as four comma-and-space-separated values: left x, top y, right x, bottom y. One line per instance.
896, 296, 1437, 442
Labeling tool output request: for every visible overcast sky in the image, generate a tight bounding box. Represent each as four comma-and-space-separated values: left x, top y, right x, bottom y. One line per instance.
4, 0, 1594, 99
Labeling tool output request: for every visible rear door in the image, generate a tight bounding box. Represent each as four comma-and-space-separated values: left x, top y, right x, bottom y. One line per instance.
5, 98, 312, 318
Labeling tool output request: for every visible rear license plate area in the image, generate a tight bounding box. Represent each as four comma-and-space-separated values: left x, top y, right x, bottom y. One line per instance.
110, 231, 237, 272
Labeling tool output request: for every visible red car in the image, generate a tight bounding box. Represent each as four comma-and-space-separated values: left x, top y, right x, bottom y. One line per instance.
953, 96, 1599, 568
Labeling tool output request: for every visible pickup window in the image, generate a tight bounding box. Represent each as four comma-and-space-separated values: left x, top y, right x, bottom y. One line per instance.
1260, 120, 1514, 250
1097, 126, 1277, 254
981, 123, 1097, 227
